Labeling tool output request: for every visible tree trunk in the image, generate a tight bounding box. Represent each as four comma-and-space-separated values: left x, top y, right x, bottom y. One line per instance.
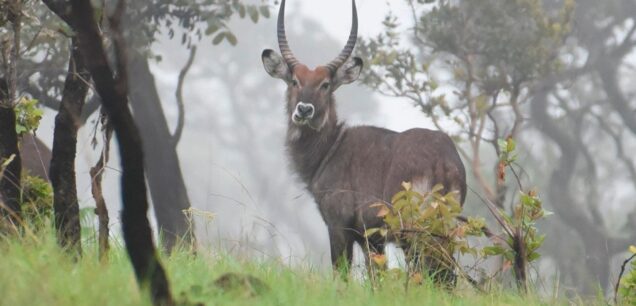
0, 79, 22, 228
70, 1, 174, 304
531, 86, 625, 293
49, 38, 90, 256
127, 52, 194, 251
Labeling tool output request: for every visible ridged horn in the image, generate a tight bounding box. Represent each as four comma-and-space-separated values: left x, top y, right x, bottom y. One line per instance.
277, 0, 300, 68
325, 0, 358, 73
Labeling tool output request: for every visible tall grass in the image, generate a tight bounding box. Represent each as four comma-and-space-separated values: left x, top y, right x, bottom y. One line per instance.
0, 226, 588, 306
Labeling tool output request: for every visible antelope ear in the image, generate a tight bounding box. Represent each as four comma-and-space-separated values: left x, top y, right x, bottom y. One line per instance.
262, 49, 292, 81
333, 57, 363, 89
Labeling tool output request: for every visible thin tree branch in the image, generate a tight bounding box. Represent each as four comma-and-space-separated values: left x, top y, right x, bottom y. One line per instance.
173, 46, 197, 146
598, 62, 636, 135
614, 253, 636, 304
595, 114, 636, 190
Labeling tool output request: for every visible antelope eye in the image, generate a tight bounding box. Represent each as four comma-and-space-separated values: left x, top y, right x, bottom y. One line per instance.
321, 82, 330, 90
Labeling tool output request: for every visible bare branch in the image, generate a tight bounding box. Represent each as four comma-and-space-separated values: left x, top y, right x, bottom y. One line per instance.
595, 114, 636, 193
614, 253, 636, 304
598, 62, 636, 135
173, 46, 197, 146
90, 113, 113, 262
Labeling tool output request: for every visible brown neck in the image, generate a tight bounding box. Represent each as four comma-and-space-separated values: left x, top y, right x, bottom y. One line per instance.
286, 107, 341, 186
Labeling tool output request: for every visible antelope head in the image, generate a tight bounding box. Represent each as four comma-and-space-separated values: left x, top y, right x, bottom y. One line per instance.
261, 0, 363, 131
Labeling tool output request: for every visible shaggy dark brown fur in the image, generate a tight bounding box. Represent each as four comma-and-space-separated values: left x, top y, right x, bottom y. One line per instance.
285, 99, 466, 268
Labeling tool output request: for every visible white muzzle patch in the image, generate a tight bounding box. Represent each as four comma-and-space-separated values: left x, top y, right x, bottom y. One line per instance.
292, 102, 315, 124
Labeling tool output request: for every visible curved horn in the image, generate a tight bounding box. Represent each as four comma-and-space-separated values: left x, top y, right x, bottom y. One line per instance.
325, 0, 358, 73
277, 0, 300, 68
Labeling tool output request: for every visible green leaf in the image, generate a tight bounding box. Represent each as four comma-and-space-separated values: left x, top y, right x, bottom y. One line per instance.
1, 154, 15, 168
527, 251, 541, 262
14, 98, 43, 135
212, 32, 225, 45
259, 5, 270, 18
248, 5, 259, 23
391, 190, 407, 204
238, 4, 246, 18
16, 125, 27, 134
420, 206, 436, 220
205, 24, 220, 35
225, 32, 237, 46
503, 251, 515, 261
482, 245, 506, 256
534, 234, 546, 248
379, 228, 388, 237
364, 228, 380, 237
506, 138, 516, 152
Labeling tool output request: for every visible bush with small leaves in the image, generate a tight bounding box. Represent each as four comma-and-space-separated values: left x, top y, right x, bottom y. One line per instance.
366, 182, 486, 287
20, 174, 53, 227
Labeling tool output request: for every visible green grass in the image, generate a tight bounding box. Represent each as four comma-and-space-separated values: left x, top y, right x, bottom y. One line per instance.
0, 227, 586, 306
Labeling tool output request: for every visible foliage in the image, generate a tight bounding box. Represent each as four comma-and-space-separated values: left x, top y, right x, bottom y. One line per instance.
357, 0, 573, 209
359, 0, 636, 293
481, 190, 547, 265
483, 137, 549, 291
14, 97, 43, 136
367, 182, 484, 254
494, 138, 544, 263
359, 0, 564, 283
126, 0, 272, 52
0, 154, 16, 181
365, 138, 549, 291
420, 0, 572, 82
365, 182, 485, 285
619, 246, 636, 304
19, 173, 53, 226
0, 0, 272, 113
358, 0, 573, 127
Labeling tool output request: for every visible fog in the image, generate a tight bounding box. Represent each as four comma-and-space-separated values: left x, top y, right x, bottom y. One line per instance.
23, 0, 636, 296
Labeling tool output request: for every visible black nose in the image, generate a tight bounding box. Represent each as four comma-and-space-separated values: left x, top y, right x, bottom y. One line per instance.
297, 103, 314, 117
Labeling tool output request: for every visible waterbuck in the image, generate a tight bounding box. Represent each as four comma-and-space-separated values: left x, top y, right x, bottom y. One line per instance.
261, 0, 467, 273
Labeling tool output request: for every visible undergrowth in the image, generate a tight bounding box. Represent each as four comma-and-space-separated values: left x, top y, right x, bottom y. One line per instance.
0, 226, 597, 306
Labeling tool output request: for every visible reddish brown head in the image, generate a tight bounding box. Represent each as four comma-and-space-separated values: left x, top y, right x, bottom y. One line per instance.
261, 0, 363, 130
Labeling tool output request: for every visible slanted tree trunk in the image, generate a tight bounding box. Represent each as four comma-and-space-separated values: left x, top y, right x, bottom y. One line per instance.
49, 38, 90, 255
127, 52, 194, 251
0, 78, 22, 228
70, 0, 173, 304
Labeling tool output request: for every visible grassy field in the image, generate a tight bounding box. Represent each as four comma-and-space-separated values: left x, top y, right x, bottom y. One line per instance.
0, 228, 599, 306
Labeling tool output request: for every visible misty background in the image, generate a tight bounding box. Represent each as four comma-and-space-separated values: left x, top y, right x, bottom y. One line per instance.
25, 0, 636, 296
34, 0, 422, 265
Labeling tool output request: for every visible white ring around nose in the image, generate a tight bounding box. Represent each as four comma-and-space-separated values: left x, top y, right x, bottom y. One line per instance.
297, 102, 315, 112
